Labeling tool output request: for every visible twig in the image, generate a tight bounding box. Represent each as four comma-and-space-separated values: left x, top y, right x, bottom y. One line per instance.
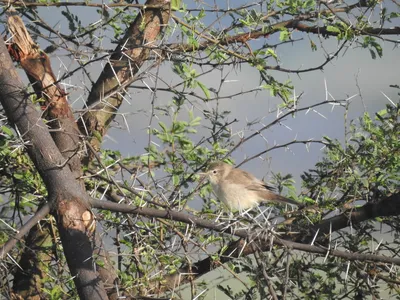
0, 203, 51, 260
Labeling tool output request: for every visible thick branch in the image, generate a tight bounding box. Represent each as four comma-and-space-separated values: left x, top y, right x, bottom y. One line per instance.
80, 0, 171, 156
0, 203, 51, 260
301, 191, 400, 243
90, 191, 400, 265
187, 191, 400, 286
7, 9, 83, 180
7, 10, 120, 294
90, 191, 400, 290
0, 38, 107, 300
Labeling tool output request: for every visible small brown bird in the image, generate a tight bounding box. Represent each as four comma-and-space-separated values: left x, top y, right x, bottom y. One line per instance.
201, 161, 300, 212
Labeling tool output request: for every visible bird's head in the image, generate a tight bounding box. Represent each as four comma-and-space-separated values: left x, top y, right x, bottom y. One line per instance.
199, 162, 232, 185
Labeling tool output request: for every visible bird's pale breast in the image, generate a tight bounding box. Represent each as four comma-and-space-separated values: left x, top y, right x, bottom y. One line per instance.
212, 181, 260, 211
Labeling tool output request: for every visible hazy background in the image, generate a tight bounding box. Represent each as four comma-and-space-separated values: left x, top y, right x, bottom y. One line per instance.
2, 0, 399, 298
7, 1, 398, 189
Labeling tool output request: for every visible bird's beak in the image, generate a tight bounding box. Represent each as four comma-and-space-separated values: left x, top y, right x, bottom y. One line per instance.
197, 172, 208, 181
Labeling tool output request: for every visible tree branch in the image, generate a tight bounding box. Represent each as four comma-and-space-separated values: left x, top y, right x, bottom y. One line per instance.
0, 38, 107, 300
300, 191, 400, 243
7, 9, 83, 179
0, 203, 51, 260
90, 191, 400, 268
79, 0, 171, 159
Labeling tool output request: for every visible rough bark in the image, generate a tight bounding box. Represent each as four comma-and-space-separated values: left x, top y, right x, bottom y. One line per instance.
0, 38, 107, 299
79, 0, 171, 157
6, 9, 118, 297
12, 221, 53, 299
4, 2, 172, 296
7, 9, 82, 180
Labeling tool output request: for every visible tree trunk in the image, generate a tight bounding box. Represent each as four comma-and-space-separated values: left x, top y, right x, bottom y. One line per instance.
0, 38, 107, 300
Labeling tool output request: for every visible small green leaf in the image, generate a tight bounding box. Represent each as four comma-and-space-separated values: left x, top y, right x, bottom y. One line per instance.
1, 126, 13, 137
172, 174, 179, 186
13, 173, 24, 180
190, 116, 201, 127
171, 0, 181, 10
327, 26, 341, 33
266, 48, 277, 59
279, 29, 290, 41
159, 122, 168, 133
197, 82, 210, 99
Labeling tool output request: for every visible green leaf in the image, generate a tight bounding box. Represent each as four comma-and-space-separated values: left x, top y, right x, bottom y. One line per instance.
279, 29, 290, 41
266, 48, 277, 59
172, 174, 179, 186
326, 26, 341, 33
171, 0, 181, 10
1, 126, 13, 137
13, 173, 24, 180
376, 109, 387, 118
197, 81, 210, 99
369, 49, 376, 59
159, 122, 168, 133
189, 116, 201, 127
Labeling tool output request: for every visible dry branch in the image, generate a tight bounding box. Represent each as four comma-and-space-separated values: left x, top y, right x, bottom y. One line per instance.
7, 9, 82, 180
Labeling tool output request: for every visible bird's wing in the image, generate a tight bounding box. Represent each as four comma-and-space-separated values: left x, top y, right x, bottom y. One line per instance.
248, 181, 299, 206
237, 170, 277, 192
226, 168, 276, 191
247, 182, 276, 192
226, 169, 256, 185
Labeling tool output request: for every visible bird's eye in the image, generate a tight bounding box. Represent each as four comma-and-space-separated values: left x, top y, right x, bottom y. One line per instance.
212, 170, 217, 174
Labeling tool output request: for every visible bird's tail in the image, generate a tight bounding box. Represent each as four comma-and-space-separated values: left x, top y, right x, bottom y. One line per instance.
272, 194, 303, 208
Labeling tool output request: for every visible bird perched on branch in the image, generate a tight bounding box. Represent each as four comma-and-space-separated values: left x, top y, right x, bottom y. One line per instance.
200, 161, 301, 212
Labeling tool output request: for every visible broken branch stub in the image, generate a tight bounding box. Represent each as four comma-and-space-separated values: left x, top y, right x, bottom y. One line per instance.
7, 9, 83, 178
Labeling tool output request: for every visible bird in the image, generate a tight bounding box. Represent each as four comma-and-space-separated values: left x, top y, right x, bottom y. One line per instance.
200, 161, 301, 212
